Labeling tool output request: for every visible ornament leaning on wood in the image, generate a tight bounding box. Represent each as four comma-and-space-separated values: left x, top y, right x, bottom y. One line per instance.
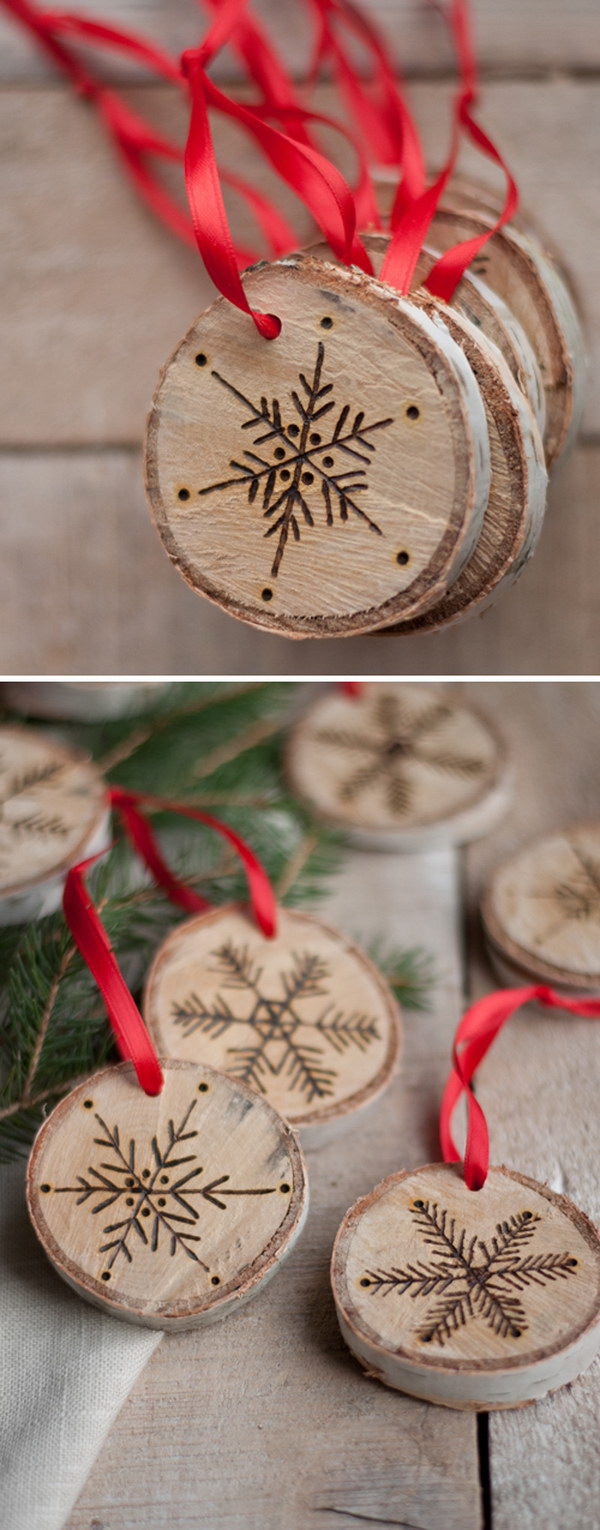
145, 255, 492, 638
482, 822, 600, 996
0, 724, 110, 925
331, 986, 600, 1410
285, 683, 512, 851
143, 904, 402, 1147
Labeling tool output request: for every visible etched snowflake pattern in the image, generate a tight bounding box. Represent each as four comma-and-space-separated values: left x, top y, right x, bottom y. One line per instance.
49, 1097, 281, 1279
0, 755, 67, 861
360, 1198, 579, 1348
197, 341, 393, 578
172, 941, 381, 1103
533, 841, 600, 947
314, 692, 486, 817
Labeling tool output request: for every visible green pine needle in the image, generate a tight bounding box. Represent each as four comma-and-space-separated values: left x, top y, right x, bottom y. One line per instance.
365, 940, 436, 1012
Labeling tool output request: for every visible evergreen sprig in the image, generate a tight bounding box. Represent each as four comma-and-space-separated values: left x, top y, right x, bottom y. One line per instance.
0, 683, 434, 1159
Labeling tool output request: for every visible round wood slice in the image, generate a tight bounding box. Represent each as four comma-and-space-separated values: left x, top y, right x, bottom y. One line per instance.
383, 292, 547, 631
425, 209, 586, 468
0, 725, 110, 925
331, 1162, 600, 1410
145, 255, 491, 637
143, 904, 402, 1147
306, 233, 546, 453
27, 1059, 308, 1331
2, 682, 170, 722
285, 684, 511, 850
482, 822, 600, 995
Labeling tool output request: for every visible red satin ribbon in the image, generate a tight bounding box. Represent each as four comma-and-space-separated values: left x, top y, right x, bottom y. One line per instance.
440, 985, 600, 1191
307, 0, 425, 216
63, 852, 164, 1096
381, 0, 518, 300
1, 0, 301, 269
109, 786, 277, 938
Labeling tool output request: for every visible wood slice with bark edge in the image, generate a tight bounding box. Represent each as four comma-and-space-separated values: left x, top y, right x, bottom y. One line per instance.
381, 292, 547, 632
482, 822, 600, 996
424, 209, 586, 469
0, 724, 110, 925
305, 232, 546, 438
26, 1058, 308, 1331
144, 255, 491, 638
1, 682, 171, 722
285, 683, 512, 851
331, 1162, 600, 1411
142, 904, 402, 1149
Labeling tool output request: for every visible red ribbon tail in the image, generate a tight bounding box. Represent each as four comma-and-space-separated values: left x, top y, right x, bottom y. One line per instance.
63, 864, 163, 1096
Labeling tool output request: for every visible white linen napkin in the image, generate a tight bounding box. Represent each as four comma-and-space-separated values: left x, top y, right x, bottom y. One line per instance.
0, 1160, 161, 1530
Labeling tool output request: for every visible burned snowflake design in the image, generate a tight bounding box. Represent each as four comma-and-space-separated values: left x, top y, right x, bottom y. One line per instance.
48, 1098, 280, 1278
172, 942, 381, 1103
0, 754, 68, 858
315, 692, 486, 817
532, 841, 600, 948
197, 342, 393, 578
360, 1199, 578, 1348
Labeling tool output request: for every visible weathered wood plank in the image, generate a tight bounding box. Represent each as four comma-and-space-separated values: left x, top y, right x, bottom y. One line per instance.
1, 79, 598, 444
0, 444, 598, 675
67, 840, 483, 1530
464, 682, 600, 1530
0, 0, 598, 80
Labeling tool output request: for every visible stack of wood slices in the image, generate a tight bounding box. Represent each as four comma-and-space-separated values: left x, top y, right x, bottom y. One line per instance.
145, 172, 583, 638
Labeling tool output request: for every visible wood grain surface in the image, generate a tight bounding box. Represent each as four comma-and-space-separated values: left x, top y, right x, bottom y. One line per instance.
1, 56, 599, 671
64, 681, 600, 1530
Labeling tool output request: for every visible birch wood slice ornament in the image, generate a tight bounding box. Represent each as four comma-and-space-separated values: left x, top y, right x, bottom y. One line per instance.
27, 1059, 308, 1331
426, 209, 586, 468
145, 256, 491, 636
1, 682, 170, 722
482, 823, 600, 995
143, 905, 402, 1147
0, 725, 110, 925
285, 684, 511, 850
331, 1163, 600, 1410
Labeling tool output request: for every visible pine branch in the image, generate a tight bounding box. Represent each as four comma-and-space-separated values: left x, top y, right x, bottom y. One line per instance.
363, 941, 436, 1013
0, 684, 434, 1159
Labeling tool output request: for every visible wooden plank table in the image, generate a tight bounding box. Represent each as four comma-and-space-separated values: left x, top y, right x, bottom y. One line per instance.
0, 2, 599, 673
65, 681, 600, 1530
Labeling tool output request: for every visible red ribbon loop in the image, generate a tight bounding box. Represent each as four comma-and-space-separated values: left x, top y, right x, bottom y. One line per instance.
440, 985, 600, 1191
109, 787, 277, 938
63, 855, 164, 1096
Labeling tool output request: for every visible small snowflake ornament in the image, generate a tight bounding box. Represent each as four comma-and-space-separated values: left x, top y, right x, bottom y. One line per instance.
331, 1163, 600, 1410
0, 725, 109, 925
482, 823, 600, 994
27, 1059, 308, 1329
143, 905, 402, 1145
145, 255, 491, 636
286, 683, 511, 849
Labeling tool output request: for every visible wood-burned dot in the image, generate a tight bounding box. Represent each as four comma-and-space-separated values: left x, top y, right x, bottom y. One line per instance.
261, 588, 273, 603
396, 551, 410, 566
405, 404, 420, 420
195, 353, 208, 367
178, 488, 190, 502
